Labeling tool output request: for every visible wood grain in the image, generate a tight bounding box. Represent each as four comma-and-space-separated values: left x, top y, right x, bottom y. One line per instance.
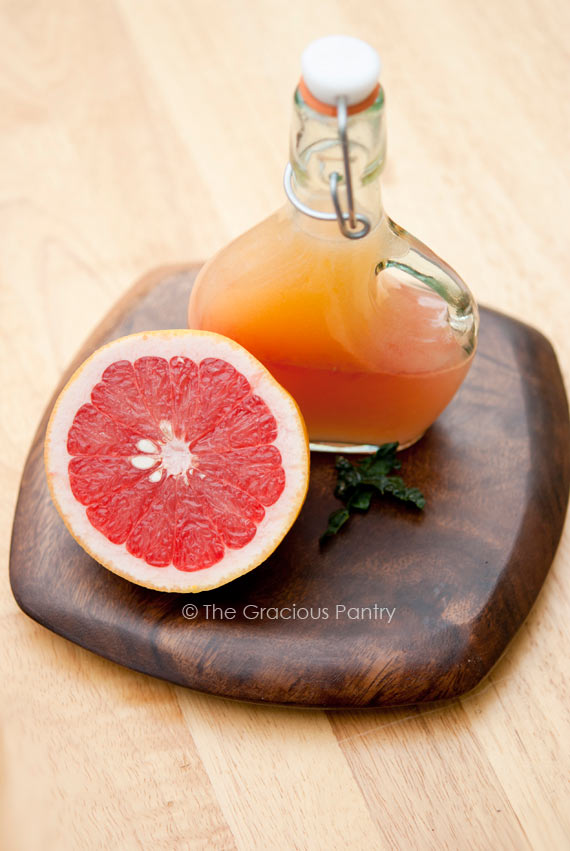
10, 266, 570, 708
2, 0, 570, 848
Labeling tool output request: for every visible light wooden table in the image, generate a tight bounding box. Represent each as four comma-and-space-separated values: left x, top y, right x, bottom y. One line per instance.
1, 2, 569, 849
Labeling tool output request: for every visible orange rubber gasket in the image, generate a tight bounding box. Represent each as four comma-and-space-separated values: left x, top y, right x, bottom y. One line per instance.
298, 77, 380, 117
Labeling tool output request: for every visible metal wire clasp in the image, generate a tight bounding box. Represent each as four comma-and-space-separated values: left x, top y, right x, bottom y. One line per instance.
283, 96, 371, 240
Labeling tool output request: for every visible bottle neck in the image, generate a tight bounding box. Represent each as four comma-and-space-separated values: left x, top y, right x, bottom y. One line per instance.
288, 84, 387, 234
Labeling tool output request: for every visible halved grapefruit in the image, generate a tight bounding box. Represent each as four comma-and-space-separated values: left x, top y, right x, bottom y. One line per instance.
44, 330, 309, 592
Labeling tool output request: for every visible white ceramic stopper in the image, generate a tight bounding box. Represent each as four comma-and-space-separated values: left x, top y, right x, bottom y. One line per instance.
301, 36, 381, 107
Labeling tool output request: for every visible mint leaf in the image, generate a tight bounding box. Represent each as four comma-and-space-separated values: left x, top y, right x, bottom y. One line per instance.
378, 476, 426, 509
319, 507, 351, 543
360, 442, 400, 476
321, 444, 425, 542
348, 488, 373, 511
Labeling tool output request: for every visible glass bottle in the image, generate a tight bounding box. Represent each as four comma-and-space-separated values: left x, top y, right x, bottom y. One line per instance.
188, 36, 478, 451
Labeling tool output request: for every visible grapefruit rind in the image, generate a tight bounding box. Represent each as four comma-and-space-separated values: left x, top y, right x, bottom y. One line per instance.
44, 330, 310, 593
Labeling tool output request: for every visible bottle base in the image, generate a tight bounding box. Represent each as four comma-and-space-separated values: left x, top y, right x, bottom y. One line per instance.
309, 431, 426, 454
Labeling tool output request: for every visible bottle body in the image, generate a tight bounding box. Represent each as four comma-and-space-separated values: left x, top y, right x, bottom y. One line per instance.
189, 55, 478, 450
188, 204, 477, 448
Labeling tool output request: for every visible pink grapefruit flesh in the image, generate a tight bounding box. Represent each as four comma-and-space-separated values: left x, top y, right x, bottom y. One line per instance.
44, 330, 310, 592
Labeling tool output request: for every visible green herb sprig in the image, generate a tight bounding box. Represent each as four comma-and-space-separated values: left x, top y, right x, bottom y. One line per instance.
320, 443, 426, 543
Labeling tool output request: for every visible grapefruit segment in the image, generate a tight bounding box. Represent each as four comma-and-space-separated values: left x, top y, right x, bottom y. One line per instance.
133, 356, 174, 426
86, 476, 159, 546
126, 476, 177, 567
90, 360, 163, 442
68, 455, 152, 504
67, 404, 142, 456
169, 356, 199, 440
172, 476, 225, 571
186, 357, 251, 445
196, 446, 285, 506
191, 394, 279, 451
45, 330, 309, 592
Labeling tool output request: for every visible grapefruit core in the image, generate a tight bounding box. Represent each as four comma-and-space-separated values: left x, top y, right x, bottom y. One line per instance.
44, 330, 310, 593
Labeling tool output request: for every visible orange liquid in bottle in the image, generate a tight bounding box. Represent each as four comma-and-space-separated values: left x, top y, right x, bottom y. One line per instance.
188, 208, 474, 447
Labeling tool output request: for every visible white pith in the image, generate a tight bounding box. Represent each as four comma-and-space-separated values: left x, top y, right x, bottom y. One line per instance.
45, 330, 310, 593
131, 427, 196, 481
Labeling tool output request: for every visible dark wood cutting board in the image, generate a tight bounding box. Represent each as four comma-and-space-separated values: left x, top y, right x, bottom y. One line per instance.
10, 266, 570, 708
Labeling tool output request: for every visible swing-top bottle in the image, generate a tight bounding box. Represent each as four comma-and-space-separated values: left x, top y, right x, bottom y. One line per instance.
188, 36, 478, 451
